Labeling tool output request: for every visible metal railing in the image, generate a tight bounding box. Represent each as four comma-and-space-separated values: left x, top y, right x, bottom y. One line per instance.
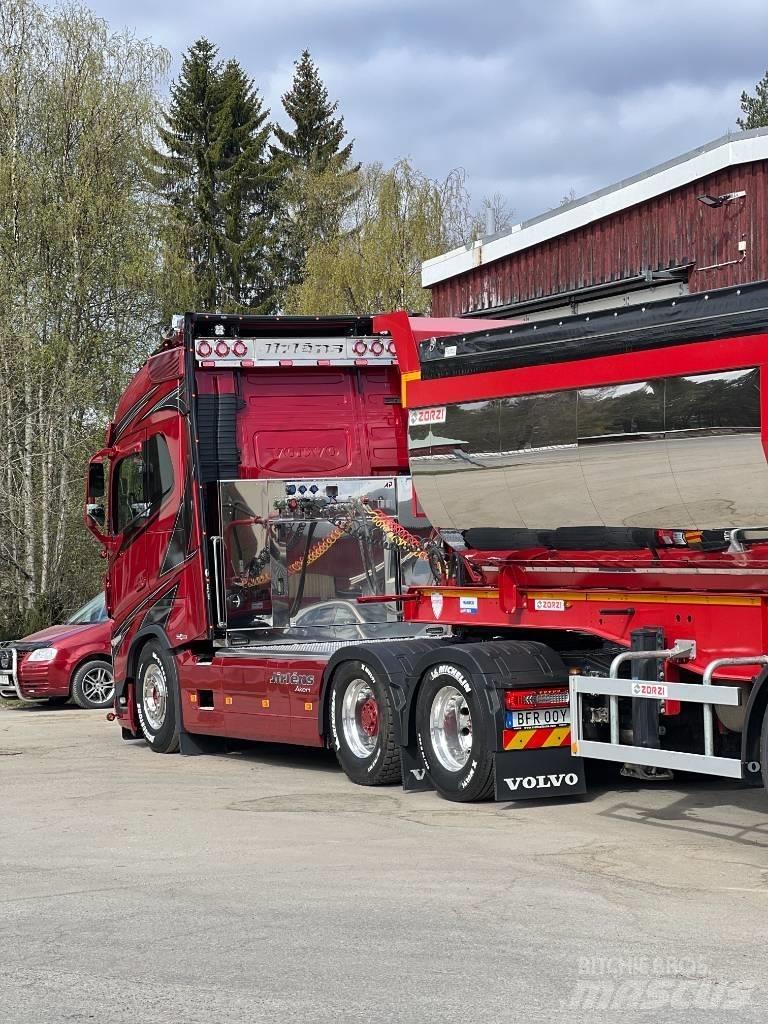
568, 642, 763, 781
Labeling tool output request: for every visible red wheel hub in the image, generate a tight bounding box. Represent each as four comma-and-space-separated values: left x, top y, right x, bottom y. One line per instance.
360, 697, 379, 737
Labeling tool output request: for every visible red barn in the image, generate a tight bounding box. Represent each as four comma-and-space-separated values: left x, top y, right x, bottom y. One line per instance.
424, 129, 768, 320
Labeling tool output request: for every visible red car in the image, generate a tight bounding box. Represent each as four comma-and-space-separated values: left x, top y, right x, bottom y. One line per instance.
0, 594, 114, 709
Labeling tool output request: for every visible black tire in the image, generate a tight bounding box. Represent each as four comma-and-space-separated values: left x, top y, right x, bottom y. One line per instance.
330, 661, 401, 786
760, 703, 768, 792
135, 643, 180, 753
71, 659, 114, 710
415, 663, 495, 802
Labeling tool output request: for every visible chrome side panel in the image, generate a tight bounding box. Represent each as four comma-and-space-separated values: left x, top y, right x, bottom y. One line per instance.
408, 369, 767, 531
219, 477, 435, 636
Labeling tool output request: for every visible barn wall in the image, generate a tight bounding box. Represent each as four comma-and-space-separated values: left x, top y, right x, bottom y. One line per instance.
430, 163, 768, 317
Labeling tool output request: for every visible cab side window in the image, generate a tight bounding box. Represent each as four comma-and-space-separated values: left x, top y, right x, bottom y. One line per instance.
112, 435, 174, 535
146, 434, 174, 510
113, 452, 146, 534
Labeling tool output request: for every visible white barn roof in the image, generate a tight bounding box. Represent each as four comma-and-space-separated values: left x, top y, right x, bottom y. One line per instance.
422, 128, 768, 288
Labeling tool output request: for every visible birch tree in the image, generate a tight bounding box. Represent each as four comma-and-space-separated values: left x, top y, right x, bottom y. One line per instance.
285, 160, 479, 315
0, 0, 169, 636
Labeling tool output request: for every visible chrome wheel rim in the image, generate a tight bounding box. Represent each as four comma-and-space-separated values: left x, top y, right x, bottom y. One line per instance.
429, 685, 472, 771
341, 679, 379, 759
81, 666, 114, 706
142, 664, 167, 730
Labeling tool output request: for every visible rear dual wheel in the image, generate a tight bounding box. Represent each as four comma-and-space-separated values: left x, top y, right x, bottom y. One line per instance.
330, 662, 401, 786
415, 664, 494, 802
760, 704, 768, 792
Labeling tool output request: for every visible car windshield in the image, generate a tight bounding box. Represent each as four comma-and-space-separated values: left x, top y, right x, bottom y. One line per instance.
67, 593, 107, 625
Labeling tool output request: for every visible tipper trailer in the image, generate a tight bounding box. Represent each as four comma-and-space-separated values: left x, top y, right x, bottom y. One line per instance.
87, 285, 768, 801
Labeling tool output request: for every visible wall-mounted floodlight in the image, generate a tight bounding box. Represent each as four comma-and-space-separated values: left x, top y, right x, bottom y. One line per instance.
696, 190, 747, 207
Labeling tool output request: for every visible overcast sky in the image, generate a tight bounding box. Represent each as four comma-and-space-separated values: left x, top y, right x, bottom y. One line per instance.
92, 0, 768, 226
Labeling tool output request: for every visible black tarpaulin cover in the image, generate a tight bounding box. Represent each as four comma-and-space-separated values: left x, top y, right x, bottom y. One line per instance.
419, 280, 768, 379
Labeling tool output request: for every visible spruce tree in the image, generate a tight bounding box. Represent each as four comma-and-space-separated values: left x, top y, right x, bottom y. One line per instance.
738, 70, 768, 129
272, 50, 358, 295
153, 39, 223, 309
273, 49, 354, 172
217, 60, 279, 311
152, 39, 279, 311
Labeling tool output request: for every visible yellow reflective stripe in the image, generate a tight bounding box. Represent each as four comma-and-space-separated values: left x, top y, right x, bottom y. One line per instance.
543, 726, 571, 748
505, 730, 537, 749
527, 590, 761, 608
400, 370, 421, 407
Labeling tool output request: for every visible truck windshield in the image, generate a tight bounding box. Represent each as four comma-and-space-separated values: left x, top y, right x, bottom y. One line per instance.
67, 593, 108, 624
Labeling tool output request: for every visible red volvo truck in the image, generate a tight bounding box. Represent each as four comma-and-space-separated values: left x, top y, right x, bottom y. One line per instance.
86, 286, 768, 801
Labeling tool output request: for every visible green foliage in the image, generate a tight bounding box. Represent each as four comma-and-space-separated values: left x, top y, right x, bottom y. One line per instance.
0, 0, 169, 638
0, 8, 510, 640
272, 50, 358, 298
152, 39, 279, 312
285, 160, 478, 315
273, 49, 354, 172
738, 70, 768, 129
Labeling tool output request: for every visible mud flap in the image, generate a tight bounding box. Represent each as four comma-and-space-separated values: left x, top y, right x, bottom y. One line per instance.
400, 744, 435, 793
494, 746, 586, 801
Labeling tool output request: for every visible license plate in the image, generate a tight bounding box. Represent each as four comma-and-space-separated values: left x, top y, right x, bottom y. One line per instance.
510, 707, 570, 729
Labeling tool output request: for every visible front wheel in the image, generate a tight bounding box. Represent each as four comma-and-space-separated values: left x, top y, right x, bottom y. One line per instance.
71, 659, 114, 710
135, 643, 180, 753
330, 661, 401, 786
415, 664, 495, 802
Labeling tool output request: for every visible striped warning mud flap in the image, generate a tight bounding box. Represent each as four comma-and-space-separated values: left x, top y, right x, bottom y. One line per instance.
502, 726, 571, 751
494, 730, 587, 800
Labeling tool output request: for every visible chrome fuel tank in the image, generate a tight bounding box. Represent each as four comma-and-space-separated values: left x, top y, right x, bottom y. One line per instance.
408, 368, 768, 533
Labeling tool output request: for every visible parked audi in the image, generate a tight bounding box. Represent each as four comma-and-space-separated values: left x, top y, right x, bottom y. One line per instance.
0, 593, 114, 709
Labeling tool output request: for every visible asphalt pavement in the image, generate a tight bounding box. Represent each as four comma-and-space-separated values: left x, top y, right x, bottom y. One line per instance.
1, 701, 767, 1023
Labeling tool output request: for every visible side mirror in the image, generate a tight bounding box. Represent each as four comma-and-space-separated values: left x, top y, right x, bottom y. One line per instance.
86, 503, 105, 528
84, 450, 113, 546
89, 461, 105, 501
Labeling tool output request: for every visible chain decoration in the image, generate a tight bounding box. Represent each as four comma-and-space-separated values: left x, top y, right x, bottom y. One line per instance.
231, 501, 431, 591
232, 517, 353, 589
361, 505, 430, 560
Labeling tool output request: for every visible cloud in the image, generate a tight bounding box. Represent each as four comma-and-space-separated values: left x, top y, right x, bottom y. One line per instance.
91, 0, 768, 220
